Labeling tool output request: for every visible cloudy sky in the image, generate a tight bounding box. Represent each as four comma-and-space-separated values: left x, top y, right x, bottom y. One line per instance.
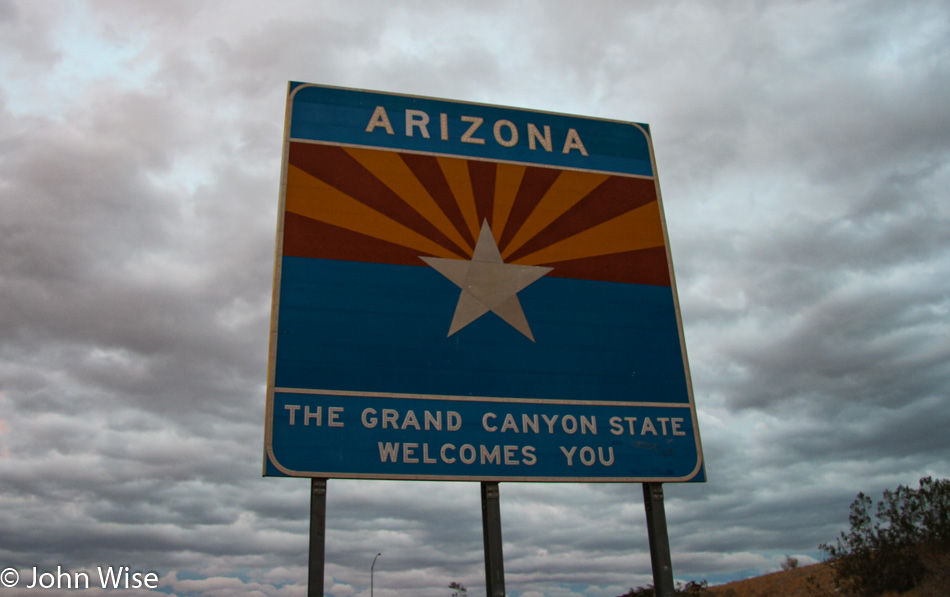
1, 1, 948, 596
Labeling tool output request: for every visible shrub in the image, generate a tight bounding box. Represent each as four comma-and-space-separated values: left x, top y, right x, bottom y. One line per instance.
617, 579, 709, 596
780, 555, 799, 571
820, 476, 950, 596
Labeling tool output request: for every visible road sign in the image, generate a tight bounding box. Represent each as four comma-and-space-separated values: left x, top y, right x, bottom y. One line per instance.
264, 83, 704, 482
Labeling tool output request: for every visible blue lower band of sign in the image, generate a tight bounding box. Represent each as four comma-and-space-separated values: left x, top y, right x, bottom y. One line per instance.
267, 392, 702, 482
275, 257, 691, 405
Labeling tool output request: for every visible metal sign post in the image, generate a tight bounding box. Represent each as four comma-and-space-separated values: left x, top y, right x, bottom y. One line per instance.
481, 482, 506, 597
643, 483, 675, 597
308, 478, 327, 597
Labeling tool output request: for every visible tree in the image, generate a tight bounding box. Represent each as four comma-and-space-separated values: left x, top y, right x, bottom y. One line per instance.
448, 581, 467, 597
820, 476, 950, 595
780, 555, 799, 571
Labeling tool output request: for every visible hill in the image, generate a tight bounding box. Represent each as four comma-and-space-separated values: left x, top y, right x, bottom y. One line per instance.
705, 562, 836, 597
703, 561, 940, 597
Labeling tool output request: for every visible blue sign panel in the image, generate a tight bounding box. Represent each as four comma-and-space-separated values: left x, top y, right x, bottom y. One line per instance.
265, 83, 704, 482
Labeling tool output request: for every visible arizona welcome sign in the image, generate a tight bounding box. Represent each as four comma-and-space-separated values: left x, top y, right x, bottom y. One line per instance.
264, 83, 704, 483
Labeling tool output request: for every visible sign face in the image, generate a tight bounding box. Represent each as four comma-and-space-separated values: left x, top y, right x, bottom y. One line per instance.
264, 83, 705, 482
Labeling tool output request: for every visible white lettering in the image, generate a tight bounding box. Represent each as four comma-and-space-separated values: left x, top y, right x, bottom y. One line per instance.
560, 445, 614, 467
403, 442, 419, 463
641, 417, 657, 436
493, 119, 518, 147
378, 442, 399, 462
609, 416, 623, 435
98, 567, 129, 589
522, 445, 537, 465
365, 408, 459, 430
328, 406, 344, 427
562, 128, 588, 155
365, 107, 589, 158
562, 415, 578, 434
382, 409, 399, 429
405, 109, 430, 138
27, 567, 90, 589
625, 416, 638, 435
581, 415, 597, 435
92, 567, 157, 590
672, 418, 686, 436
522, 414, 539, 434
459, 444, 477, 464
285, 404, 300, 425
365, 106, 395, 135
425, 410, 442, 430
580, 446, 596, 466
402, 410, 421, 430
362, 408, 377, 428
441, 443, 456, 463
374, 442, 540, 466
527, 123, 552, 152
304, 405, 321, 426
136, 572, 159, 589
461, 115, 486, 144
481, 444, 501, 465
560, 445, 577, 465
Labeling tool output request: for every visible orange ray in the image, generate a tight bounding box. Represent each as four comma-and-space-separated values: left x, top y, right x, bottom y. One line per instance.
492, 163, 526, 244
437, 156, 480, 242
285, 165, 458, 259
513, 201, 665, 266
343, 147, 473, 254
502, 169, 610, 259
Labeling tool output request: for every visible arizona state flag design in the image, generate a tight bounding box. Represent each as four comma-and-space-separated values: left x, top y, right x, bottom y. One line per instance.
265, 84, 704, 482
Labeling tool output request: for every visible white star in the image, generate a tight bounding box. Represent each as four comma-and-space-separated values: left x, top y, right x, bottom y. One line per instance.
421, 221, 553, 342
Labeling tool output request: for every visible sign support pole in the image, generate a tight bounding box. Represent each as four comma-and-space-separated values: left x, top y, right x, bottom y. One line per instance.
308, 478, 328, 597
481, 482, 506, 597
642, 483, 675, 597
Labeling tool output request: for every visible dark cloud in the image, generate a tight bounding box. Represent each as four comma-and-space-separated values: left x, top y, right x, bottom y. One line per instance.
1, 1, 948, 596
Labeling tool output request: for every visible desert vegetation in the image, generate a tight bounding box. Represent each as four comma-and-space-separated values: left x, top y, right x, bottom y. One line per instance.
820, 476, 950, 596
617, 477, 949, 597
